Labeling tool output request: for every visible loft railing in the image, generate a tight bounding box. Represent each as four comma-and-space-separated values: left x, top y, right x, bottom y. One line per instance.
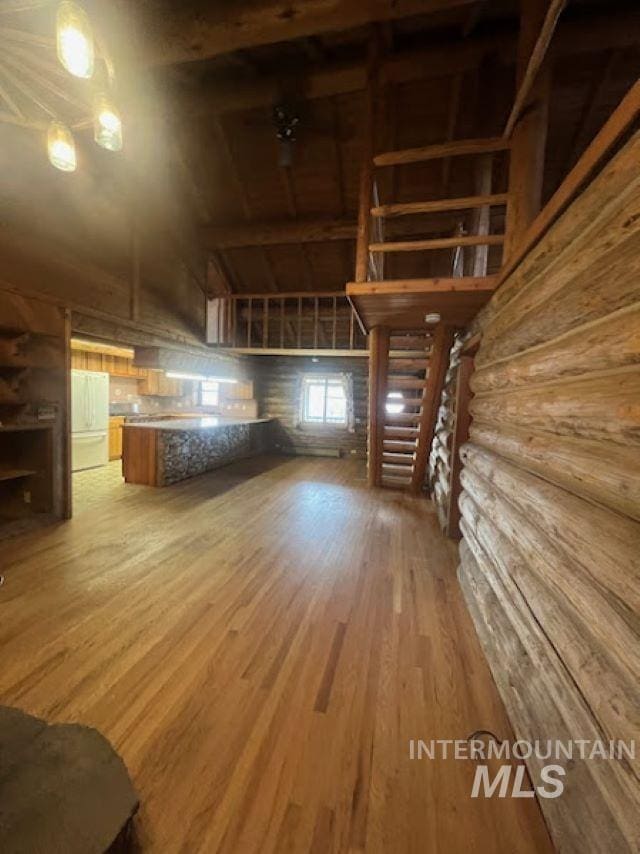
358, 138, 511, 287
207, 291, 368, 354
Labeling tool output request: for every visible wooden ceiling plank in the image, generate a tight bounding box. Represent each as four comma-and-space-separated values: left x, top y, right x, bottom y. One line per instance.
140, 0, 478, 67
169, 10, 640, 118
561, 50, 618, 176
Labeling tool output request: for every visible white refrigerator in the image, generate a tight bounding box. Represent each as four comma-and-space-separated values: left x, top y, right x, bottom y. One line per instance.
71, 369, 110, 472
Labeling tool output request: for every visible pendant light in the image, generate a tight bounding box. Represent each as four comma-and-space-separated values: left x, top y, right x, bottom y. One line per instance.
47, 121, 77, 172
56, 1, 94, 79
93, 93, 123, 151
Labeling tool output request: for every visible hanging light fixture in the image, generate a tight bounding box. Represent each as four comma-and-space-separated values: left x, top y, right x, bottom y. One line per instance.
56, 1, 94, 79
93, 93, 123, 151
47, 121, 77, 171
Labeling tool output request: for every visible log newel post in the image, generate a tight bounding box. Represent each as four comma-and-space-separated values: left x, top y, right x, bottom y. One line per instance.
368, 325, 390, 487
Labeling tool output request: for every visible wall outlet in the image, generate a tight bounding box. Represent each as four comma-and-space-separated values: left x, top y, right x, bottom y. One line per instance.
23, 490, 31, 504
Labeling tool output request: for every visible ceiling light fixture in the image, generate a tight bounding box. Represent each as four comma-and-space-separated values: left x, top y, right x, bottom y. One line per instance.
94, 92, 123, 152
425, 312, 441, 324
47, 121, 76, 172
56, 1, 94, 79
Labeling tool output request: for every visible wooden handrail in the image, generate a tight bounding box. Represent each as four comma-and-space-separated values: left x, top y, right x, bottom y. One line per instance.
374, 136, 510, 168
371, 193, 508, 218
227, 290, 347, 300
369, 235, 504, 253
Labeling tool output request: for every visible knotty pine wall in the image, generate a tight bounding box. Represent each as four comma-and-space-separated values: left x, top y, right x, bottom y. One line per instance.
457, 131, 640, 851
254, 356, 368, 458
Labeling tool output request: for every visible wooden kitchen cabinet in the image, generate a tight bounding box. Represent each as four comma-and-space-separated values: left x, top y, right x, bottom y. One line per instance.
137, 372, 182, 397
109, 417, 125, 460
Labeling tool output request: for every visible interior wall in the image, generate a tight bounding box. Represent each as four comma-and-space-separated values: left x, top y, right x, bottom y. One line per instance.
254, 356, 368, 458
457, 131, 640, 851
0, 224, 205, 349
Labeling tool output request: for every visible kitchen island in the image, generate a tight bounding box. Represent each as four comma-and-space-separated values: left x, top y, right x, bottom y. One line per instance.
122, 417, 272, 486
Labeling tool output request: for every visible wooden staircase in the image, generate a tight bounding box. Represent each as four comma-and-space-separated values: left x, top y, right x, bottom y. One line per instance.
379, 330, 432, 489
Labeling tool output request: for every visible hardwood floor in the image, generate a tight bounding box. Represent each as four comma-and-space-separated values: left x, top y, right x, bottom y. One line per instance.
0, 456, 552, 853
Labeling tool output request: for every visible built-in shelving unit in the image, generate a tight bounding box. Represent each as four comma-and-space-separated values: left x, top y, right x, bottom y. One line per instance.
0, 289, 70, 537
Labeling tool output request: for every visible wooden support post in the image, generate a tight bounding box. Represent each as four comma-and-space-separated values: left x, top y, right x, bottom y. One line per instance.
231, 299, 237, 348
503, 0, 551, 262
349, 307, 355, 350
332, 296, 337, 348
355, 38, 379, 283
262, 297, 269, 348
411, 324, 455, 494
446, 354, 474, 539
280, 297, 285, 348
247, 298, 253, 348
130, 227, 140, 322
313, 297, 319, 348
471, 153, 493, 276
297, 297, 302, 348
368, 325, 390, 487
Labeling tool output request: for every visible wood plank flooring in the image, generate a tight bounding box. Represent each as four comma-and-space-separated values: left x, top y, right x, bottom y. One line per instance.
0, 456, 552, 853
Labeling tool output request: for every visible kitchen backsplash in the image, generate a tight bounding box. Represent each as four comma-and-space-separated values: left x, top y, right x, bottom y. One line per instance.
109, 376, 209, 415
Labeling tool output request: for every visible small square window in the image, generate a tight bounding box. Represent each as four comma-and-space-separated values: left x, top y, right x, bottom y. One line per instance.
200, 380, 219, 406
301, 375, 348, 427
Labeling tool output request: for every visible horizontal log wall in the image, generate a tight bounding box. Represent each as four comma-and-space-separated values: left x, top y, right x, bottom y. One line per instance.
458, 130, 640, 851
253, 356, 368, 457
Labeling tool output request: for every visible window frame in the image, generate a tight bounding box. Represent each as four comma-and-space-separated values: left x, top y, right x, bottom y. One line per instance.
300, 374, 349, 429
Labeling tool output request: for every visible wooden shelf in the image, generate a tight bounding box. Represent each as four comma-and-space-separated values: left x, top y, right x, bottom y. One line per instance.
0, 468, 36, 482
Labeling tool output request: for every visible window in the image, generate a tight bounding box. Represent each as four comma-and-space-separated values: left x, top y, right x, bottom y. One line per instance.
385, 391, 405, 414
301, 375, 348, 426
200, 380, 219, 407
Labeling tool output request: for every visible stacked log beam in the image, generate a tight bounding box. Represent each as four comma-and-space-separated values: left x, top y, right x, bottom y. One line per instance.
457, 128, 640, 851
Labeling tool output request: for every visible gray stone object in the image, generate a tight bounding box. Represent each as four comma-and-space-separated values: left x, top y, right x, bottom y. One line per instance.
0, 705, 138, 853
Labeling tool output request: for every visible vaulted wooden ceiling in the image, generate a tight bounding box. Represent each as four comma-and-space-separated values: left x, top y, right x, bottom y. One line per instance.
1, 0, 639, 299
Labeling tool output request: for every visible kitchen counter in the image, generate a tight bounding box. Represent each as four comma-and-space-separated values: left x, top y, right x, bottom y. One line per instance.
122, 417, 272, 487
125, 416, 271, 432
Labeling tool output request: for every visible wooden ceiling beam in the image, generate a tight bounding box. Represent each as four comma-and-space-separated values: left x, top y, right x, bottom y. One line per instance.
169, 9, 640, 118
140, 0, 477, 67
203, 218, 357, 249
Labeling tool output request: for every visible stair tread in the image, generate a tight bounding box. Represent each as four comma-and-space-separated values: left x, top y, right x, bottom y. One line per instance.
382, 461, 414, 470
386, 378, 426, 389
385, 414, 422, 425
383, 440, 418, 451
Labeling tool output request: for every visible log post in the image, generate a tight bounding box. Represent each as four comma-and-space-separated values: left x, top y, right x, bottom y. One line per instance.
446, 354, 474, 539
368, 325, 389, 487
355, 37, 379, 283
503, 0, 550, 262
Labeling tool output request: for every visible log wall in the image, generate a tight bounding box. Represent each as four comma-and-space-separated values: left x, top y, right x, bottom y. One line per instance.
253, 356, 368, 458
457, 130, 640, 851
